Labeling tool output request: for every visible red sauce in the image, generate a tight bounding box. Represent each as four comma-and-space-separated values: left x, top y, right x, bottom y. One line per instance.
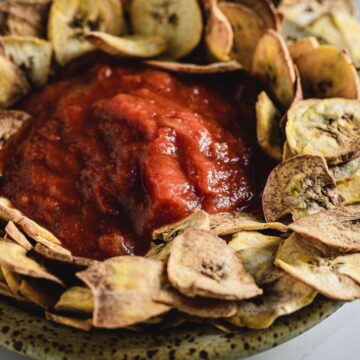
0, 64, 259, 260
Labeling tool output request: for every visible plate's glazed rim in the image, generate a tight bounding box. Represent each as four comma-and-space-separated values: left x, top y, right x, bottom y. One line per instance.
0, 295, 341, 360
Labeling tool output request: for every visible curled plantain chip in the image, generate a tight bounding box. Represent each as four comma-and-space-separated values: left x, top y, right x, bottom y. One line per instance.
1, 35, 52, 87
48, 0, 124, 66
5, 221, 32, 251
46, 312, 92, 331
2, 266, 22, 294
0, 54, 30, 108
286, 99, 360, 165
130, 0, 202, 59
203, 0, 233, 61
85, 32, 166, 58
275, 233, 360, 301
330, 157, 360, 182
262, 155, 343, 222
77, 256, 171, 329
55, 286, 94, 315
294, 45, 360, 99
289, 206, 360, 252
252, 29, 296, 111
209, 211, 288, 236
287, 37, 319, 60
256, 91, 283, 162
167, 229, 262, 300
337, 170, 360, 205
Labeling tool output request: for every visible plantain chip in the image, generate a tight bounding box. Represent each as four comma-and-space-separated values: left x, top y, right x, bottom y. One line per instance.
2, 266, 22, 294
5, 221, 32, 251
286, 99, 360, 165
252, 29, 296, 111
275, 233, 360, 301
77, 256, 171, 329
262, 155, 343, 222
287, 37, 319, 60
294, 45, 360, 99
85, 32, 166, 58
46, 312, 92, 331
167, 229, 262, 300
282, 141, 296, 161
130, 0, 202, 59
55, 286, 94, 315
337, 170, 360, 205
1, 35, 52, 87
209, 211, 288, 236
0, 110, 31, 154
330, 157, 360, 182
281, 18, 319, 43
0, 238, 64, 286
48, 0, 124, 66
0, 277, 28, 302
256, 91, 283, 161
289, 206, 360, 252
203, 0, 233, 61
0, 53, 30, 108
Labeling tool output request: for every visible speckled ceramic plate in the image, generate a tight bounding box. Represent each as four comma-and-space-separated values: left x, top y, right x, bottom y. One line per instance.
0, 296, 341, 359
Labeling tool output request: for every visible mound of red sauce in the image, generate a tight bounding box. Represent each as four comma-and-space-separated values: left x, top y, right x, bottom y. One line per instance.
0, 63, 264, 260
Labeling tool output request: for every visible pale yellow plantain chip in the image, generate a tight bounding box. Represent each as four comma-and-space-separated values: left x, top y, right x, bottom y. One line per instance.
45, 312, 92, 331
0, 54, 30, 108
287, 37, 319, 60
330, 157, 360, 182
130, 0, 203, 59
0, 280, 28, 302
5, 221, 32, 251
48, 0, 124, 66
256, 91, 283, 162
85, 32, 166, 58
286, 99, 360, 165
294, 45, 360, 99
203, 0, 233, 61
2, 266, 22, 294
262, 155, 343, 222
289, 206, 360, 252
275, 233, 360, 301
337, 170, 360, 205
77, 256, 171, 329
0, 110, 31, 151
144, 60, 242, 73
0, 238, 64, 286
167, 229, 262, 300
282, 141, 297, 161
209, 211, 288, 236
252, 29, 296, 110
55, 286, 94, 315
281, 18, 320, 43
1, 35, 52, 87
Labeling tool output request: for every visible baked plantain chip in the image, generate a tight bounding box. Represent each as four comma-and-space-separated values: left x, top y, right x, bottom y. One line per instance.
167, 229, 262, 300
286, 99, 360, 165
252, 29, 296, 111
48, 0, 124, 66
289, 206, 360, 252
294, 45, 360, 99
5, 221, 32, 251
46, 312, 92, 331
330, 157, 360, 182
85, 32, 166, 58
1, 35, 52, 87
130, 0, 203, 59
203, 0, 233, 61
262, 155, 343, 222
209, 211, 288, 236
0, 238, 64, 286
0, 54, 30, 108
337, 170, 360, 205
55, 286, 94, 315
275, 233, 360, 301
287, 37, 319, 60
256, 91, 283, 161
77, 256, 171, 328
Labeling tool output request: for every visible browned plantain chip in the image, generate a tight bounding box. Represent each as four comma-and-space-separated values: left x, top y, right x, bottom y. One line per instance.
209, 211, 288, 236
330, 157, 360, 182
285, 99, 360, 165
167, 229, 262, 300
287, 37, 319, 60
289, 206, 360, 252
337, 170, 360, 205
55, 286, 94, 315
77, 256, 171, 329
0, 110, 31, 150
5, 221, 32, 250
252, 29, 296, 110
275, 233, 360, 301
262, 155, 343, 222
45, 312, 92, 331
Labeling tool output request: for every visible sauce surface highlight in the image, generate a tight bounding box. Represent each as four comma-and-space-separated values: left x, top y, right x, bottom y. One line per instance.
0, 64, 258, 259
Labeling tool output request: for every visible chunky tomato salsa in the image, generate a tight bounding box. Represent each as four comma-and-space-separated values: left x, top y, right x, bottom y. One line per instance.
0, 64, 258, 260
